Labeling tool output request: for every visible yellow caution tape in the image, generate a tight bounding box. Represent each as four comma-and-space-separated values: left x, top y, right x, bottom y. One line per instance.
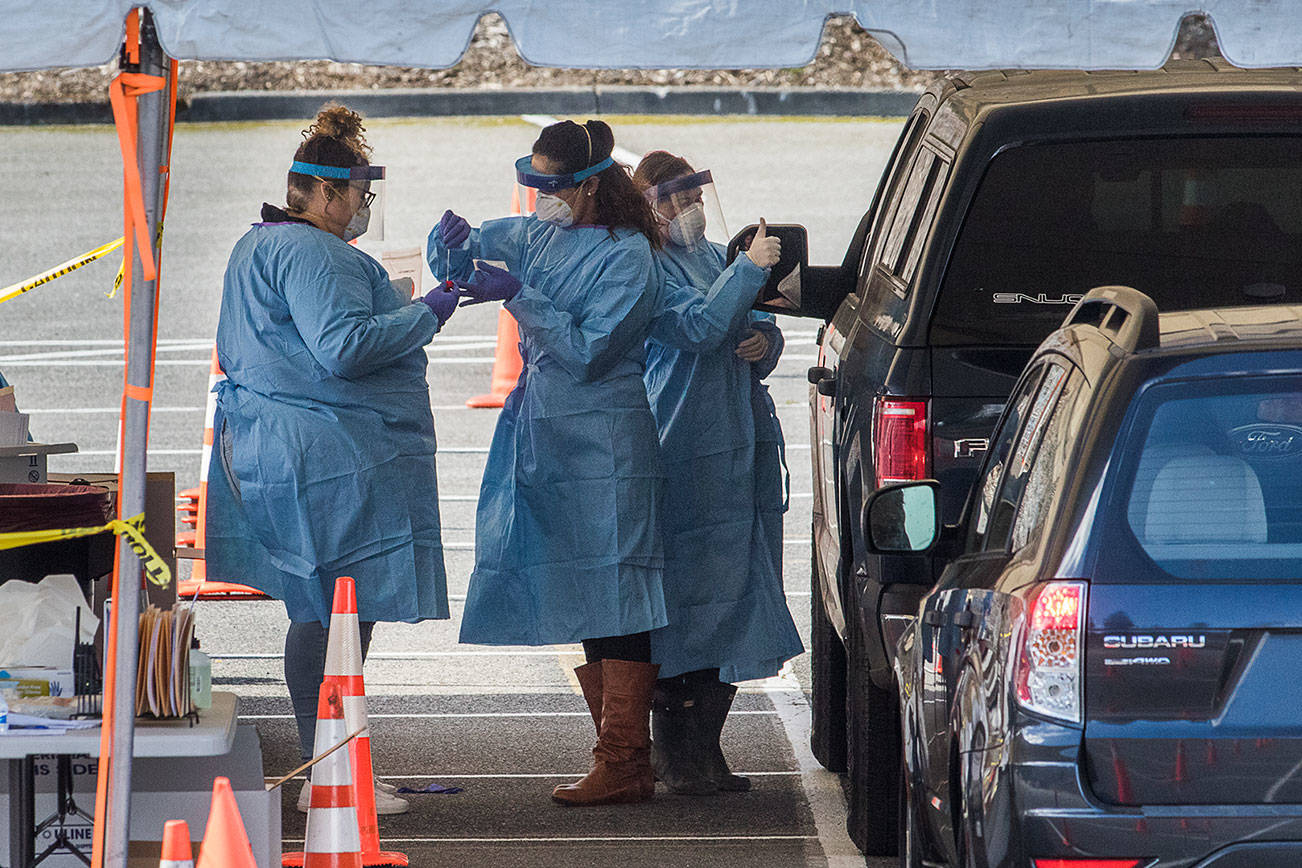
0, 237, 125, 305
0, 512, 172, 587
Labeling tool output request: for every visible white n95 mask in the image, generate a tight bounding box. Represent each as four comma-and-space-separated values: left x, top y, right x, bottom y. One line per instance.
343, 204, 371, 242
535, 193, 574, 228
667, 203, 707, 247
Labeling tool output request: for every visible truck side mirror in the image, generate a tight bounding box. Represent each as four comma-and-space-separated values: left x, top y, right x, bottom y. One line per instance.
727, 224, 809, 315
863, 480, 941, 554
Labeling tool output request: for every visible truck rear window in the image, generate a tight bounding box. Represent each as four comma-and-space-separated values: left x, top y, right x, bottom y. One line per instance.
1115, 377, 1302, 580
933, 136, 1302, 345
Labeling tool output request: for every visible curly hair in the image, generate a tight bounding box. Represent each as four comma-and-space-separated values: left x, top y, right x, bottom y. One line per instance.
286, 103, 371, 211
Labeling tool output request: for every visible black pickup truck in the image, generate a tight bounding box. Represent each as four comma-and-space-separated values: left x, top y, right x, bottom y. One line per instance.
749, 61, 1302, 855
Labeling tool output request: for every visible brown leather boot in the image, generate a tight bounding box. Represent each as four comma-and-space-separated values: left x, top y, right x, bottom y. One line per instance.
573, 661, 602, 733
553, 659, 658, 806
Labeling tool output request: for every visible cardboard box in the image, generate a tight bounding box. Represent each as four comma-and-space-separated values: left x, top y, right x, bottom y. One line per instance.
0, 667, 75, 697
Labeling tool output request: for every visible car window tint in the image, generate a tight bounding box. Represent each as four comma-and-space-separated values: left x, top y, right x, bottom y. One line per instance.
880, 149, 937, 276
860, 111, 929, 290
983, 363, 1068, 552
1010, 371, 1079, 551
899, 155, 949, 284
933, 136, 1302, 346
969, 364, 1047, 550
1116, 375, 1302, 579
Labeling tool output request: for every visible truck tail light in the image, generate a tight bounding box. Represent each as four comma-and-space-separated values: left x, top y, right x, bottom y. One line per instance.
1015, 581, 1086, 724
873, 398, 928, 487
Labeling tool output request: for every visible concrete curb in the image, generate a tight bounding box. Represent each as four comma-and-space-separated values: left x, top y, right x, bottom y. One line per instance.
0, 86, 916, 125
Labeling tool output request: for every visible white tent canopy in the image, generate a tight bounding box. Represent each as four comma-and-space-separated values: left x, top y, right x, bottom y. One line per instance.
6, 1, 1302, 74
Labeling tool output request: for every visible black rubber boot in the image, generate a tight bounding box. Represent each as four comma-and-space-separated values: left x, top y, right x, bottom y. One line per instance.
697, 680, 751, 792
650, 677, 718, 796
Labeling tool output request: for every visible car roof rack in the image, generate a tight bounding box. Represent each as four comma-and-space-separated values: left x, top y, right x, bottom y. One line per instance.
1063, 285, 1160, 352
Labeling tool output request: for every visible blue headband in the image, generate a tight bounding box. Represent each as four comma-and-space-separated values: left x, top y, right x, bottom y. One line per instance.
290, 161, 385, 180
515, 154, 615, 193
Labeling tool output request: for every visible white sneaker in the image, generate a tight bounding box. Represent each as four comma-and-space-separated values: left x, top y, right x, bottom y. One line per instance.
372, 782, 410, 815
296, 777, 410, 815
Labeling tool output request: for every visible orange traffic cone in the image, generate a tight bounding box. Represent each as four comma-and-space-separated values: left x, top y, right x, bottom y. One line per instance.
464, 185, 535, 409
159, 819, 194, 868
322, 576, 407, 866
196, 777, 257, 868
283, 682, 363, 868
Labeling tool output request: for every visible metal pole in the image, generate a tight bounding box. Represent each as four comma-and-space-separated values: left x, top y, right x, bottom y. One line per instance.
104, 11, 170, 864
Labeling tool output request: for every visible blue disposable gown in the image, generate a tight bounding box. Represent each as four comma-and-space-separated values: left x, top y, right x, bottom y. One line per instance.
645, 241, 804, 683
206, 213, 450, 626
429, 216, 673, 646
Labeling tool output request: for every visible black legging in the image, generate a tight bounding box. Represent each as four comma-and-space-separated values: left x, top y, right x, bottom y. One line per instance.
285, 619, 375, 760
582, 631, 651, 663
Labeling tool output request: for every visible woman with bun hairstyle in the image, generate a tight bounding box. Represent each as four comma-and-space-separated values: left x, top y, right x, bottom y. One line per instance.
634, 150, 803, 797
428, 119, 673, 806
207, 105, 461, 815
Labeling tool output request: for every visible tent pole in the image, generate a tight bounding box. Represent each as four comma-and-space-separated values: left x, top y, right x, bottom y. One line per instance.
104, 11, 170, 864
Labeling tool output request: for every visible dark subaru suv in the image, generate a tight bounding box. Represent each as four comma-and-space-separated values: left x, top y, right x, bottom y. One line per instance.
755, 61, 1302, 853
873, 286, 1302, 868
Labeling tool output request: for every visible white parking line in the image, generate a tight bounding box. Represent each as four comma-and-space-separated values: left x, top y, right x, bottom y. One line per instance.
240, 709, 778, 720
767, 665, 863, 865
282, 835, 817, 844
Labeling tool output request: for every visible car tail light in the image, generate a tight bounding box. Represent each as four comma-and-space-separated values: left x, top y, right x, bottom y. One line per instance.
873, 398, 928, 486
1033, 860, 1144, 868
1015, 581, 1086, 724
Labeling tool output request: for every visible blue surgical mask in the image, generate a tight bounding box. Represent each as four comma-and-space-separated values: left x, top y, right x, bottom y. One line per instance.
535, 193, 574, 228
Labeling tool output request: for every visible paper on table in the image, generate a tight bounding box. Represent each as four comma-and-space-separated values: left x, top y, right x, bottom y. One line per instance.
0, 410, 29, 445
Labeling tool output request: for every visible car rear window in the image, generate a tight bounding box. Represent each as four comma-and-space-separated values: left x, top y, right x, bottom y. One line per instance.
932, 136, 1302, 345
1114, 376, 1302, 580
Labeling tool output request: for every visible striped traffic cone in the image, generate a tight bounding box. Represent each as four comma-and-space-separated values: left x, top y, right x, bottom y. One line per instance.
324, 577, 408, 866
464, 185, 534, 409
196, 778, 257, 868
159, 819, 194, 868
284, 682, 363, 868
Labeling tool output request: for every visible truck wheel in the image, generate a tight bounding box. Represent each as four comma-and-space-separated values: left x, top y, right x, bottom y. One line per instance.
845, 605, 901, 856
809, 551, 847, 773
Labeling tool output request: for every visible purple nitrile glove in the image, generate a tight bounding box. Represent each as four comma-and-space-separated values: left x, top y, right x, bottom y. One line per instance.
438, 210, 471, 248
420, 282, 460, 326
455, 261, 522, 306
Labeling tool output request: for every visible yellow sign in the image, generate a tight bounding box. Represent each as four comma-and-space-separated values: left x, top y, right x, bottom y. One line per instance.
0, 238, 125, 305
0, 512, 171, 587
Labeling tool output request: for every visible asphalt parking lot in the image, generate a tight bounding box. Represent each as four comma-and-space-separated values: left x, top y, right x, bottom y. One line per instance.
1, 115, 904, 866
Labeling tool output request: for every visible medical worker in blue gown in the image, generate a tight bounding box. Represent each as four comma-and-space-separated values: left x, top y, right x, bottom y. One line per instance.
429, 120, 772, 806
206, 106, 461, 816
634, 152, 804, 796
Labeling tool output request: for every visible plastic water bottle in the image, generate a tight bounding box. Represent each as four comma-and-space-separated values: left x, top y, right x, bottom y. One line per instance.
189, 639, 212, 711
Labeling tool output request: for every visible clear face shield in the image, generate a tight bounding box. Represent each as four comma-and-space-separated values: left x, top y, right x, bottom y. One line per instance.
514, 154, 614, 225
291, 160, 386, 242
644, 170, 727, 252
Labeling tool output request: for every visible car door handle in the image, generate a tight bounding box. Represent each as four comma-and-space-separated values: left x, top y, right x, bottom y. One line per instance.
953, 610, 977, 630
922, 611, 944, 627
807, 366, 832, 385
